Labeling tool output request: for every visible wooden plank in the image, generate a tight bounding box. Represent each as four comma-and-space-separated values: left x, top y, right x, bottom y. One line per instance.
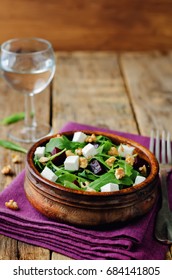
120, 51, 172, 136
51, 252, 73, 260
0, 235, 18, 260
17, 242, 50, 260
0, 1, 172, 51
53, 52, 138, 134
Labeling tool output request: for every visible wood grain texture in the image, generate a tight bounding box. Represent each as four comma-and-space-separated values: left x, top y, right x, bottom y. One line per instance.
18, 242, 50, 260
0, 0, 172, 51
53, 52, 138, 133
0, 236, 18, 260
52, 252, 72, 260
120, 51, 172, 136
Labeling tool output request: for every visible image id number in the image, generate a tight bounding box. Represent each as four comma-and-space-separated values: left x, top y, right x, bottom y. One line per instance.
106, 266, 160, 276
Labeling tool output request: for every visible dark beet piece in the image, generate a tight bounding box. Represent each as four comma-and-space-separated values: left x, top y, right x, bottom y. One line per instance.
51, 147, 60, 155
89, 159, 104, 174
73, 180, 80, 187
92, 143, 99, 149
51, 147, 66, 166
133, 156, 150, 176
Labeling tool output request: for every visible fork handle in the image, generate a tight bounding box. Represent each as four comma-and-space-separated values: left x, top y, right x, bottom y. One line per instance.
160, 170, 170, 210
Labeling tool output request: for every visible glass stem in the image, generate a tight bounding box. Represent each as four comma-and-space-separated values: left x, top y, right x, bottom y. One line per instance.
24, 93, 37, 129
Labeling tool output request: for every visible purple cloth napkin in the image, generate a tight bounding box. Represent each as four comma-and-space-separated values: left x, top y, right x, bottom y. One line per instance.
0, 122, 170, 260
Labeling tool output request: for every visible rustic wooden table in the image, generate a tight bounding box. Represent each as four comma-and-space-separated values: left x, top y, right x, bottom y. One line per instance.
0, 51, 172, 260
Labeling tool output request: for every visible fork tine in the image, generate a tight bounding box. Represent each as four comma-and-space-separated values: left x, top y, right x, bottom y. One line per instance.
161, 130, 166, 164
149, 130, 154, 153
155, 130, 160, 162
167, 131, 172, 164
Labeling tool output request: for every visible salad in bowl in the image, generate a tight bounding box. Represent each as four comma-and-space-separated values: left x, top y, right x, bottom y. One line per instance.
24, 130, 159, 226
33, 131, 148, 193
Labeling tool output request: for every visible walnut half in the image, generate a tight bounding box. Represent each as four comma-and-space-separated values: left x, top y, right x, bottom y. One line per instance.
5, 199, 19, 210
1, 165, 14, 176
12, 154, 22, 164
115, 167, 125, 179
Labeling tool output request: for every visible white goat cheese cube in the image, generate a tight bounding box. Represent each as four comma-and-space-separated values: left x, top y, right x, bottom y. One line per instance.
82, 143, 98, 158
34, 146, 45, 158
41, 166, 58, 182
100, 183, 119, 192
72, 131, 87, 143
64, 155, 79, 171
118, 144, 135, 158
134, 175, 146, 185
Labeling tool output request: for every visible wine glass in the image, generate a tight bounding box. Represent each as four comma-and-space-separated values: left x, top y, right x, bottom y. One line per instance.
0, 38, 56, 143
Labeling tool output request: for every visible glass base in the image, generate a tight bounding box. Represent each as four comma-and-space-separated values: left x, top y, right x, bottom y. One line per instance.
7, 121, 53, 143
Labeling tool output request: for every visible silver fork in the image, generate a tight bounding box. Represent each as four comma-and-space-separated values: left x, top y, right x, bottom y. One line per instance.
149, 130, 172, 244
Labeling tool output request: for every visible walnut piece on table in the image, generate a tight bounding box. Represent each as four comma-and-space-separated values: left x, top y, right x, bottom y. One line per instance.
12, 153, 22, 164
1, 165, 14, 175
5, 199, 19, 210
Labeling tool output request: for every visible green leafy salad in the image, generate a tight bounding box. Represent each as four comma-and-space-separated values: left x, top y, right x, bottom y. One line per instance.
33, 131, 148, 192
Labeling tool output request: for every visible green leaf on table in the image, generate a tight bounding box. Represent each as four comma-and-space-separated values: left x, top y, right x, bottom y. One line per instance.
0, 139, 27, 154
0, 112, 25, 125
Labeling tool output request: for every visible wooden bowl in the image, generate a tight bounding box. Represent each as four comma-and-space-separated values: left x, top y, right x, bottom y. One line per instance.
24, 130, 159, 226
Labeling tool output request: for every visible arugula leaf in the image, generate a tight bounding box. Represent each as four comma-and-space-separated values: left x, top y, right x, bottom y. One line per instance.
34, 155, 44, 171
89, 171, 119, 192
78, 169, 99, 181
39, 148, 66, 163
0, 112, 25, 125
58, 173, 76, 183
0, 139, 27, 153
45, 137, 68, 152
46, 163, 81, 190
115, 160, 133, 177
96, 140, 113, 154
63, 181, 83, 191
45, 135, 85, 153
118, 176, 133, 186
130, 169, 139, 181
124, 162, 133, 177
89, 171, 133, 192
96, 135, 113, 143
0, 112, 35, 125
94, 155, 110, 169
102, 140, 113, 153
